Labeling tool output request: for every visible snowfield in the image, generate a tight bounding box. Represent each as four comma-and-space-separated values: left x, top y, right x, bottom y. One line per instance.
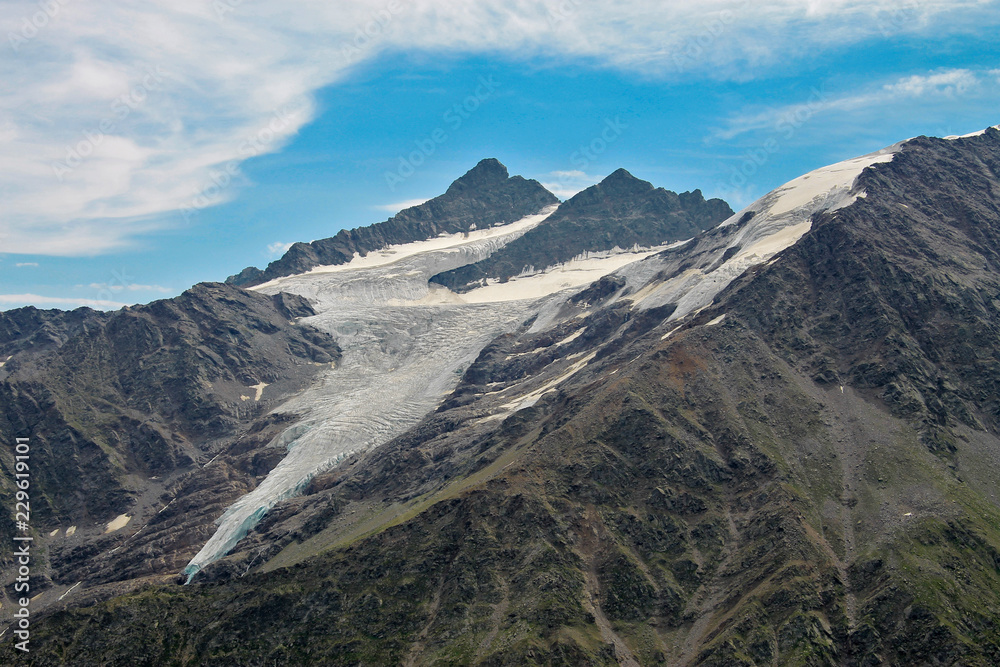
620, 146, 900, 321
184, 144, 901, 578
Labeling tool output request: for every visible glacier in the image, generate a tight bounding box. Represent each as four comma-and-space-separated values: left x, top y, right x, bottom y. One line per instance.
185, 206, 573, 579
184, 143, 902, 579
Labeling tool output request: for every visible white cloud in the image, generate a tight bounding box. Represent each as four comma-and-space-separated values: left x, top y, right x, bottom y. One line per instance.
715, 68, 990, 140
2, 0, 998, 255
267, 241, 294, 257
540, 170, 602, 199
0, 294, 128, 310
882, 69, 979, 97
15, 262, 38, 267
373, 199, 430, 213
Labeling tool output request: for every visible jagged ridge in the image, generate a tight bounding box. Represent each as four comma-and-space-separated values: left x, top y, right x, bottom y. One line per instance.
226, 159, 558, 286
429, 169, 733, 292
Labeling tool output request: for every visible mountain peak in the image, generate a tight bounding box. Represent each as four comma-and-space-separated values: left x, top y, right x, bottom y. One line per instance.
595, 168, 655, 195
603, 167, 638, 182
226, 158, 557, 286
447, 158, 511, 193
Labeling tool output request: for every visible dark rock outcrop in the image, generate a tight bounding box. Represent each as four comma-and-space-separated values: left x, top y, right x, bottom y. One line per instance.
430, 169, 733, 291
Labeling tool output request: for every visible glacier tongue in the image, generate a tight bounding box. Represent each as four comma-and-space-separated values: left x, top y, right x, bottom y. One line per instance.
185, 208, 568, 579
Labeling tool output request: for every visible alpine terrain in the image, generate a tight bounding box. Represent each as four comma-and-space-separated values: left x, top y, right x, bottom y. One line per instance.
3, 127, 1000, 665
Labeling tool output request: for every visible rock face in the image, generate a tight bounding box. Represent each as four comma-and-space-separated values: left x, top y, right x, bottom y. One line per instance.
226, 158, 559, 286
430, 169, 733, 291
7, 131, 1000, 666
0, 283, 340, 590
0, 306, 107, 355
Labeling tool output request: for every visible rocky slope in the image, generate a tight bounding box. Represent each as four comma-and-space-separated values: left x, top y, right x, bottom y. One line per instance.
430, 169, 732, 292
6, 130, 1000, 665
0, 283, 340, 598
227, 158, 559, 287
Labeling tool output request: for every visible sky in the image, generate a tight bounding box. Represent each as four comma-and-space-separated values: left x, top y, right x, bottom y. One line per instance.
1, 0, 999, 311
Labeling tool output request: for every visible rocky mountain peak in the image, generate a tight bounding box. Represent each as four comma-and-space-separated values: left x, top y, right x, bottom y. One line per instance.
445, 158, 511, 194
596, 167, 654, 193
430, 169, 733, 292
556, 168, 659, 212
226, 159, 557, 287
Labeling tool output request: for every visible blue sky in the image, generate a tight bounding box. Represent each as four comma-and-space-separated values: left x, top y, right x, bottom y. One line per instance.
2, 0, 999, 310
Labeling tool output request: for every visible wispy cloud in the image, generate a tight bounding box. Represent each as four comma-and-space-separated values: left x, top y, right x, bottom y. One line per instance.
373, 199, 430, 213
540, 170, 602, 199
882, 69, 980, 97
714, 67, 990, 140
267, 241, 294, 257
2, 1, 998, 255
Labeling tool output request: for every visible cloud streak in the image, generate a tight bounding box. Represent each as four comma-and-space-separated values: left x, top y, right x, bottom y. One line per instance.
2, 0, 998, 255
267, 242, 294, 257
373, 199, 430, 213
713, 67, 992, 140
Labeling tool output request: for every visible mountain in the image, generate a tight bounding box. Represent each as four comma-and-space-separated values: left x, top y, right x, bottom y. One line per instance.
226, 158, 559, 287
5, 129, 1000, 665
0, 283, 340, 583
430, 169, 733, 292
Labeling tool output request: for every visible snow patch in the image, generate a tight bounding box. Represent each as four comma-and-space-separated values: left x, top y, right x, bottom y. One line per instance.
104, 514, 131, 533
58, 582, 82, 601
556, 328, 586, 346
480, 352, 597, 424
660, 326, 682, 340
944, 125, 999, 140
766, 152, 895, 216
705, 314, 726, 327
499, 352, 596, 412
